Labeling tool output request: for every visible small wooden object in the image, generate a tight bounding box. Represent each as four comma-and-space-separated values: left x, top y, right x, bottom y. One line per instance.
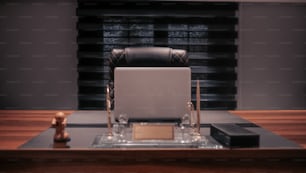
133, 124, 174, 140
52, 112, 71, 142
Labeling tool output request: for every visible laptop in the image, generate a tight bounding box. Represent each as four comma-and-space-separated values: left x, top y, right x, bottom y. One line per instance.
114, 67, 191, 122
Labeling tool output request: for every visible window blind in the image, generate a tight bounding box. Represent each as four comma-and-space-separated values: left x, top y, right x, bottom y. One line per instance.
77, 0, 238, 110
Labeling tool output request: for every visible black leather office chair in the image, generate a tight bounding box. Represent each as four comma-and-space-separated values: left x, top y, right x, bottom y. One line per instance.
108, 47, 189, 108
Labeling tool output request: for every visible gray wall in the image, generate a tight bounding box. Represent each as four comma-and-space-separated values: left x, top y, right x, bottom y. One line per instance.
0, 1, 305, 110
238, 3, 306, 109
0, 1, 78, 109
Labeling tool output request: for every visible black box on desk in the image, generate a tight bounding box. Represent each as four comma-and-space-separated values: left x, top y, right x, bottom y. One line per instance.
210, 123, 260, 148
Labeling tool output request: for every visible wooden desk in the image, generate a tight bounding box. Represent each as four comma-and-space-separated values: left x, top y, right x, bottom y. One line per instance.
1, 110, 306, 173
231, 110, 306, 148
0, 110, 74, 149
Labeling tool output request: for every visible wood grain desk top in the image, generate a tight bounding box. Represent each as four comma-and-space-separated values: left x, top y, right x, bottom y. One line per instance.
1, 110, 306, 173
1, 110, 306, 149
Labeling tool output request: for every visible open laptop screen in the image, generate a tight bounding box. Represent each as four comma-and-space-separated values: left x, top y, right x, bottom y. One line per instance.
114, 67, 191, 122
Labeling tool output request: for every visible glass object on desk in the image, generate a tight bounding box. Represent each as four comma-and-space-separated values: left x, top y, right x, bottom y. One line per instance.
119, 113, 129, 138
118, 113, 128, 125
185, 101, 201, 142
180, 113, 191, 143
113, 113, 129, 142
190, 112, 201, 142
92, 134, 223, 149
187, 101, 195, 131
112, 123, 126, 143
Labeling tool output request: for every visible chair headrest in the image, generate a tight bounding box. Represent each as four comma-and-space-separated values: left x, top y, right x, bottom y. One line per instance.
125, 47, 172, 66
110, 47, 188, 67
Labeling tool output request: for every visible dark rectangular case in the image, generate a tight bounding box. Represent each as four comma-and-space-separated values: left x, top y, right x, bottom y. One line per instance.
210, 123, 260, 148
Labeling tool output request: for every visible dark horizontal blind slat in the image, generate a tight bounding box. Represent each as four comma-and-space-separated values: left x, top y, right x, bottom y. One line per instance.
79, 33, 237, 40
77, 18, 238, 27
78, 39, 236, 44
78, 1, 238, 10
77, 1, 238, 110
77, 1, 238, 16
77, 10, 236, 18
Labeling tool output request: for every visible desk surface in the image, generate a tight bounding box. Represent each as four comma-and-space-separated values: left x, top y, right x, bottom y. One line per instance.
18, 110, 300, 149
1, 110, 306, 149
1, 110, 306, 173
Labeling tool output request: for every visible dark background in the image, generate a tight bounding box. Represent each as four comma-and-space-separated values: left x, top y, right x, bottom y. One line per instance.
0, 0, 305, 110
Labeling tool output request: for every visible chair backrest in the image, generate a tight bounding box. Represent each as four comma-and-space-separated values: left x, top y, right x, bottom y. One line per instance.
108, 47, 189, 122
